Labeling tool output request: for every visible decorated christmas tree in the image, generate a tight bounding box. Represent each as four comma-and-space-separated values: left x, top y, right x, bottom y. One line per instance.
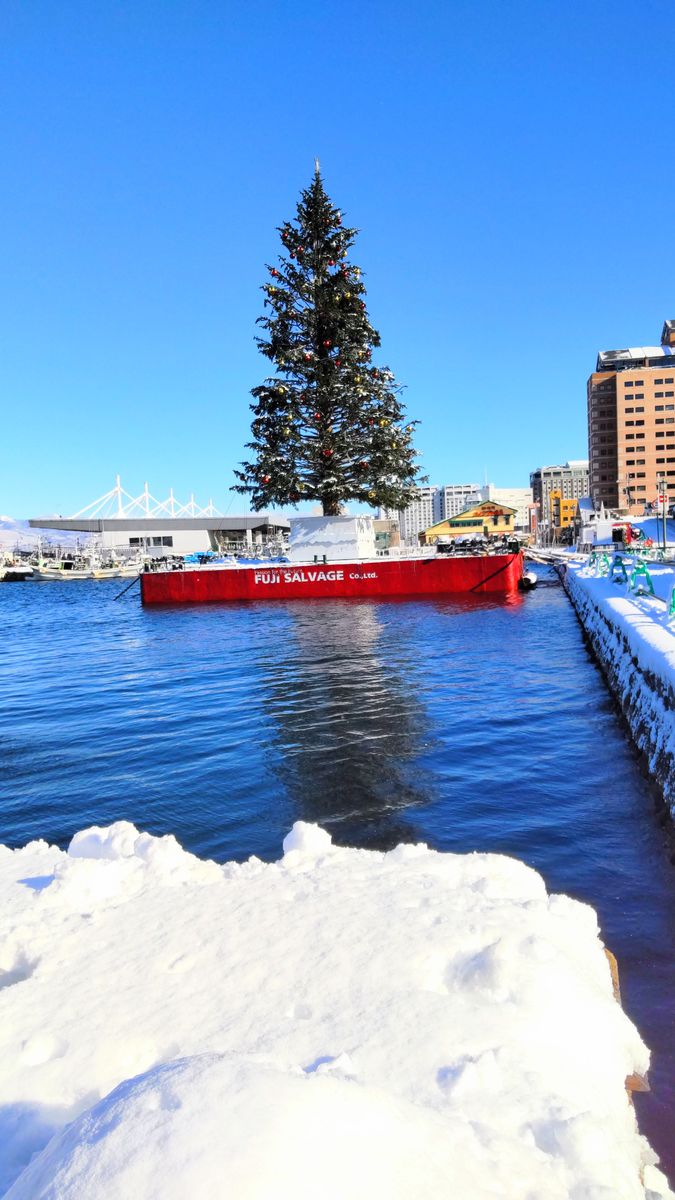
233, 165, 423, 516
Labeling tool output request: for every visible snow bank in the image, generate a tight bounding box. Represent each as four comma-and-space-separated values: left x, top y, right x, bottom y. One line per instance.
0, 822, 672, 1199
562, 559, 675, 813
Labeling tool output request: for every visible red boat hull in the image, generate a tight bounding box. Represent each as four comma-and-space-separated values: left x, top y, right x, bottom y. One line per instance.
140, 552, 523, 605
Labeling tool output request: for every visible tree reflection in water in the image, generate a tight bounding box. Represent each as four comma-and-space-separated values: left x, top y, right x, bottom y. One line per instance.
260, 600, 433, 849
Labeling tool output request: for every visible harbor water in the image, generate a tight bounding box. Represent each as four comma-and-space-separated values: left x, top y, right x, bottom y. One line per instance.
1, 573, 674, 1181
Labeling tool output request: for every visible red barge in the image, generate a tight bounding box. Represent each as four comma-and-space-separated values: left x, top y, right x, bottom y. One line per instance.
140, 551, 523, 605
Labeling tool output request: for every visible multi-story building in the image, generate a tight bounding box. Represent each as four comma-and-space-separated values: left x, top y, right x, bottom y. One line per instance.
382, 486, 440, 545
588, 319, 675, 513
530, 462, 589, 526
387, 481, 534, 544
437, 483, 482, 520
479, 485, 533, 530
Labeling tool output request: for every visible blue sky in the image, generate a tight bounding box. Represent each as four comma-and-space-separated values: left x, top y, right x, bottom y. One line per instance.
1, 0, 673, 516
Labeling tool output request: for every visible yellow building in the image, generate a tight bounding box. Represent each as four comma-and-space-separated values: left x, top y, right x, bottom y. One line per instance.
421, 500, 517, 543
548, 490, 577, 529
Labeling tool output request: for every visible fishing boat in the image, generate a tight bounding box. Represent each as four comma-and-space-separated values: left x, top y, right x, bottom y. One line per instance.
32, 552, 143, 581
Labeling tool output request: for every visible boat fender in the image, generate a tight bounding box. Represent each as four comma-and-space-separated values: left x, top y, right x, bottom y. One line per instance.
518, 571, 538, 591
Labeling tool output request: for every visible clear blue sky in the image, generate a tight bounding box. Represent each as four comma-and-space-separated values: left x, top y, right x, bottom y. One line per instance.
1, 0, 673, 516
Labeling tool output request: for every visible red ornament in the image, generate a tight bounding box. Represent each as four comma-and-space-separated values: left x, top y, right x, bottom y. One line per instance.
270, 268, 278, 277
328, 259, 336, 267
314, 412, 321, 420
322, 339, 331, 348
335, 359, 341, 367
323, 449, 333, 457
262, 475, 270, 483
304, 353, 311, 361
297, 246, 305, 255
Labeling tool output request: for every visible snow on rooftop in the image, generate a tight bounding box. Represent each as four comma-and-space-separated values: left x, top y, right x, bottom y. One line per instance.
0, 822, 672, 1199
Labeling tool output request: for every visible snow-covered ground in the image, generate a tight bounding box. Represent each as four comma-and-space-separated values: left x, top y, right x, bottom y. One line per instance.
563, 558, 675, 811
0, 821, 672, 1199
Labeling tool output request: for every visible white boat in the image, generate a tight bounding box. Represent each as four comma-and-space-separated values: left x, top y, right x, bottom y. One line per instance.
0, 555, 34, 582
32, 560, 104, 580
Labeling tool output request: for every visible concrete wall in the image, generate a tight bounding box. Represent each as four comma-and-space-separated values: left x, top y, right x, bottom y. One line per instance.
561, 561, 675, 816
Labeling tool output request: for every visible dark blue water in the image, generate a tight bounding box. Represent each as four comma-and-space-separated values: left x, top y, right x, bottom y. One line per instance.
1, 575, 674, 1180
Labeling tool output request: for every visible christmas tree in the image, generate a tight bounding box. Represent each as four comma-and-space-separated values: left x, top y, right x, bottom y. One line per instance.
233, 165, 423, 517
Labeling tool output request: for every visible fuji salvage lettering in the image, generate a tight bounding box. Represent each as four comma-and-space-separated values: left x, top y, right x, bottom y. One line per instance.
253, 569, 345, 585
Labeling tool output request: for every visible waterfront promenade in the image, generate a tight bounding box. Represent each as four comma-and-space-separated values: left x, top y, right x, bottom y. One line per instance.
561, 557, 675, 816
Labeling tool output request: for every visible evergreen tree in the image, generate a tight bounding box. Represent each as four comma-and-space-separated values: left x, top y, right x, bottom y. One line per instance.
233, 166, 423, 516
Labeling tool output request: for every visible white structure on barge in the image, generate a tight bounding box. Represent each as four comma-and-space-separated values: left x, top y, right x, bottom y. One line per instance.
29, 477, 290, 557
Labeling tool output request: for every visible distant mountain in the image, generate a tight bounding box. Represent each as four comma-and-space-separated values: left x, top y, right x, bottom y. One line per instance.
0, 517, 87, 551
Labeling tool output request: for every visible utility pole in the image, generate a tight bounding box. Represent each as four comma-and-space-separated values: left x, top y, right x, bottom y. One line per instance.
656, 474, 667, 553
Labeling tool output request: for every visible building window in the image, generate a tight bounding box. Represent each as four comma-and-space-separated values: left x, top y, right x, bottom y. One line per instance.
624, 407, 634, 413
656, 419, 664, 424
129, 537, 142, 545
634, 393, 644, 400
656, 406, 664, 411
656, 458, 665, 464
625, 421, 634, 427
635, 407, 644, 412
655, 393, 664, 399
625, 434, 635, 439
624, 381, 634, 388
655, 379, 664, 385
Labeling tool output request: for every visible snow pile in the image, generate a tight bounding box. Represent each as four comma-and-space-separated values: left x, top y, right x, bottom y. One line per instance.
0, 821, 672, 1199
563, 559, 675, 811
